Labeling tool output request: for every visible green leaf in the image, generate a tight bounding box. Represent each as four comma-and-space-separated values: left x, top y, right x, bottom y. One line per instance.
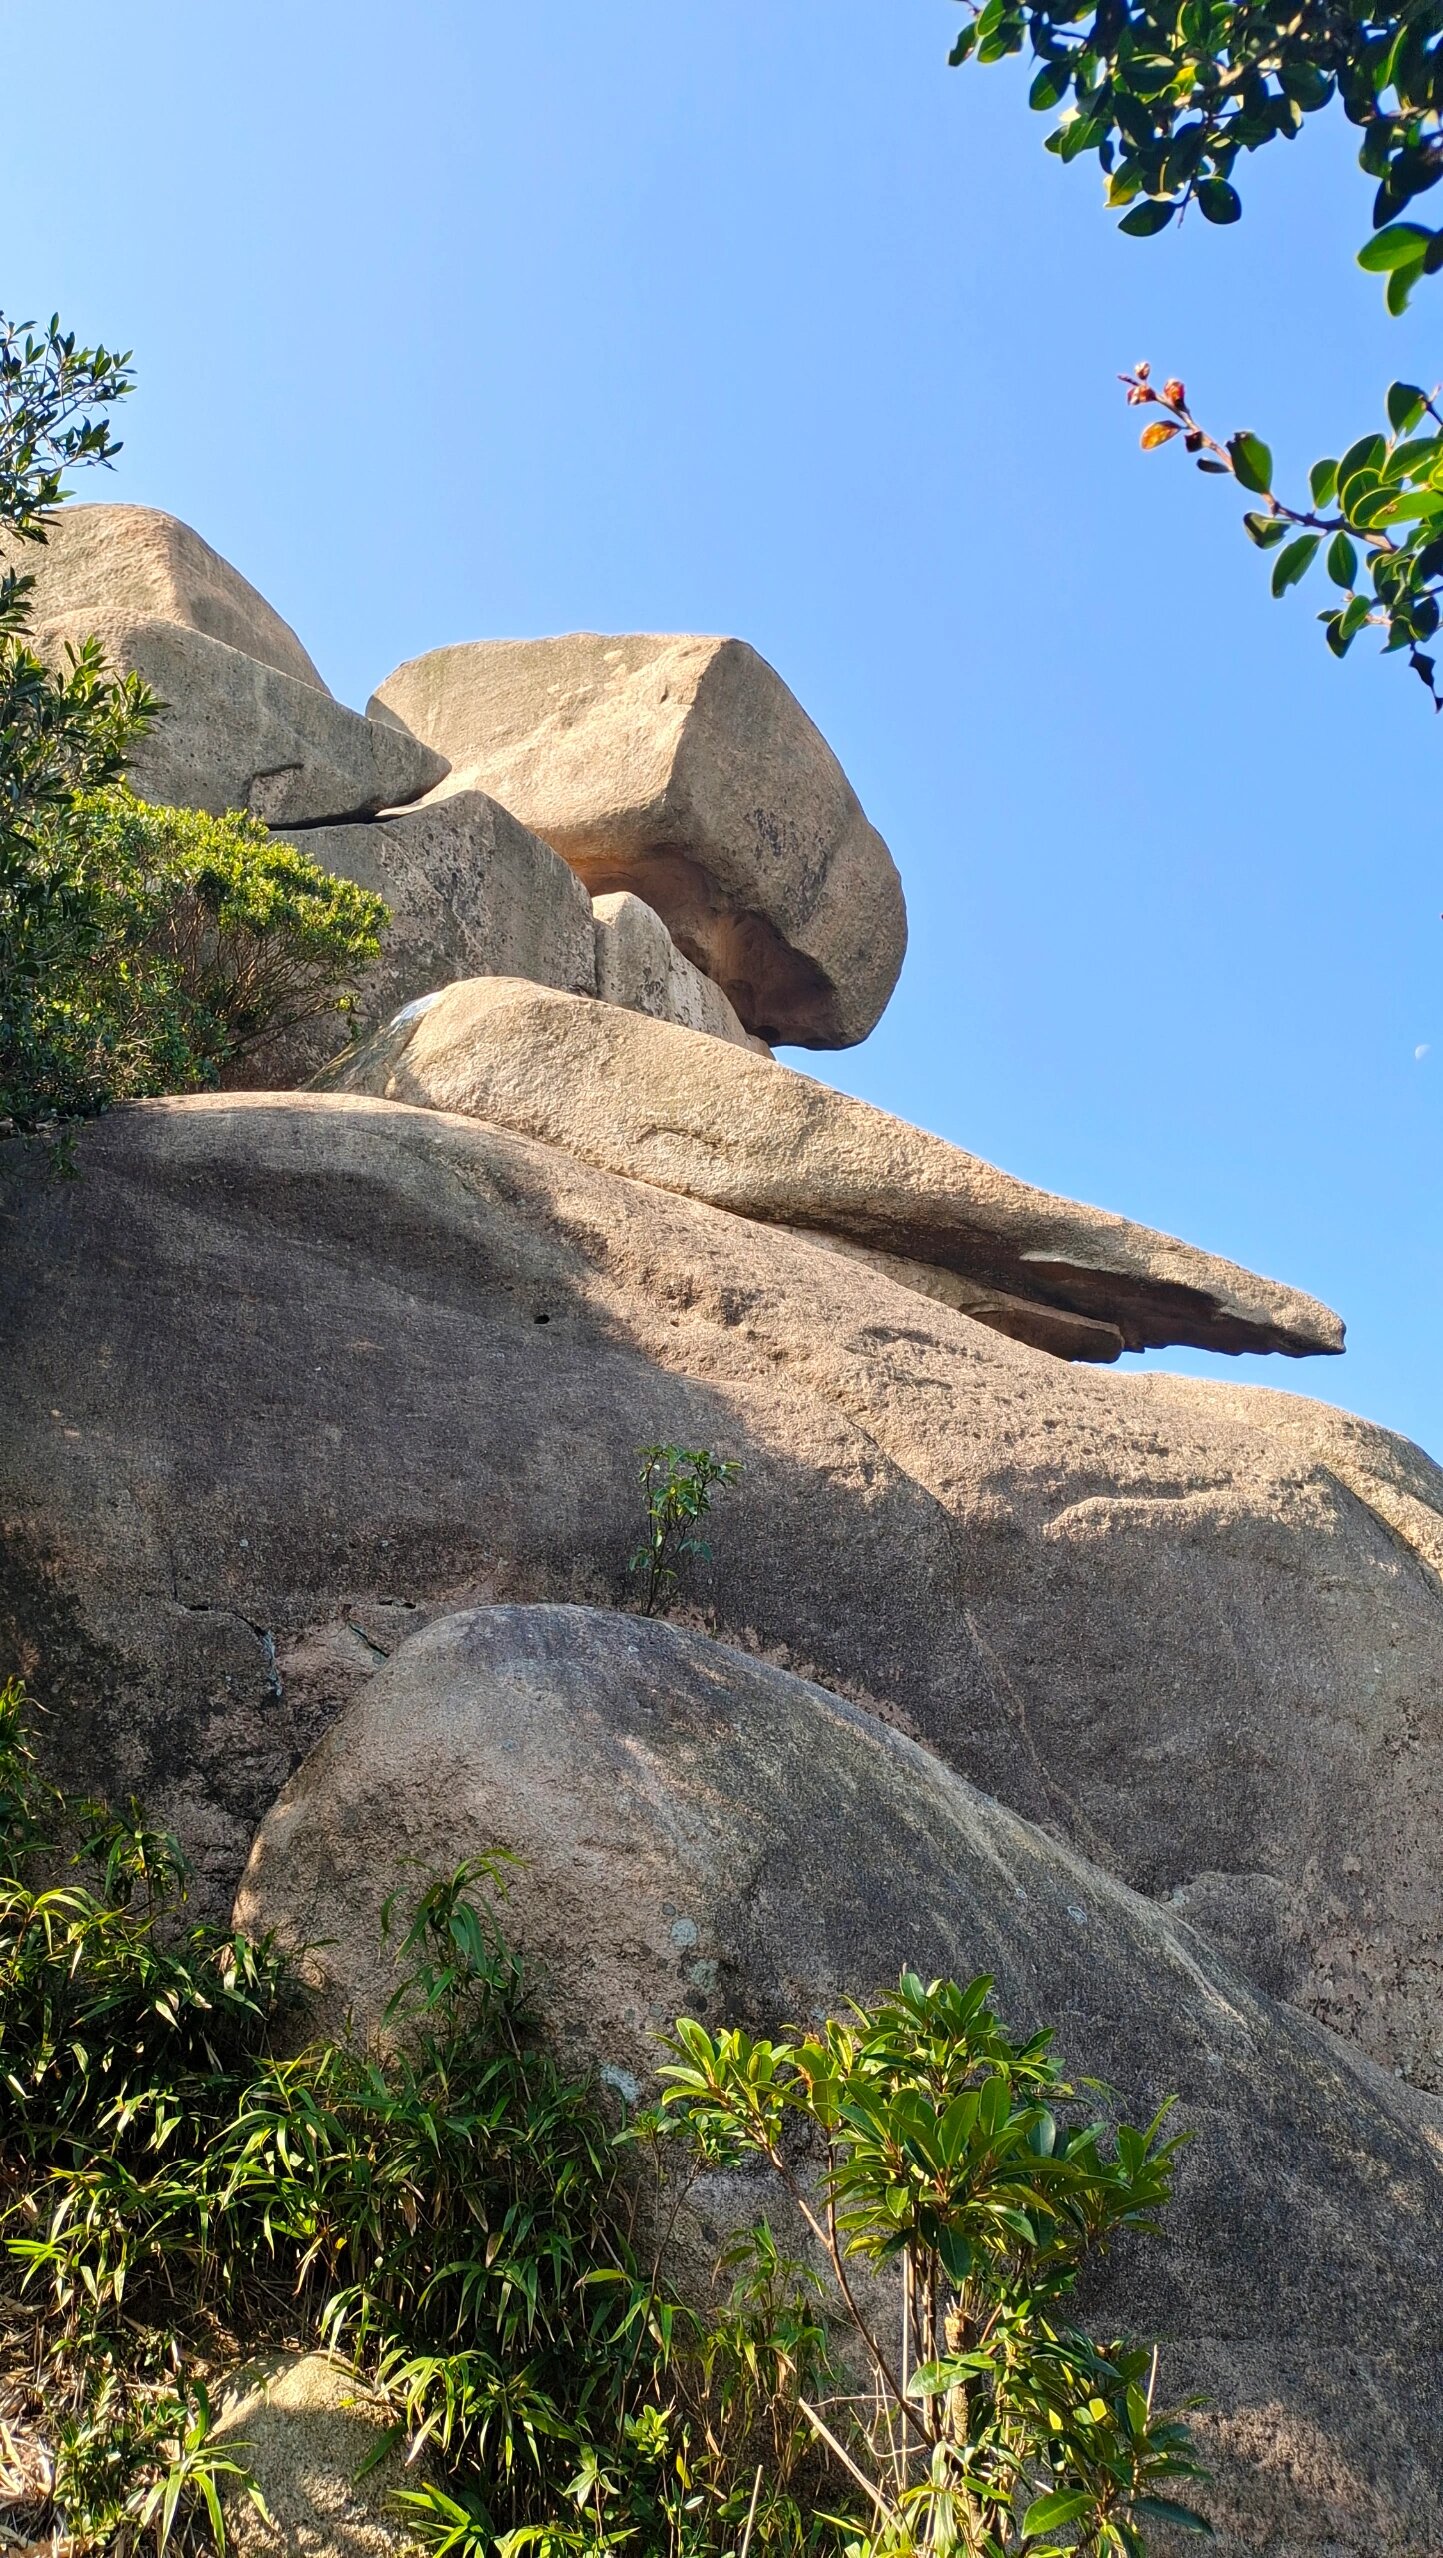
1388, 381, 1429, 433
1279, 62, 1332, 110
1339, 433, 1387, 485
1349, 485, 1401, 529
1196, 177, 1242, 224
1029, 62, 1068, 108
1326, 532, 1358, 587
1383, 432, 1442, 477
1386, 260, 1426, 316
1228, 431, 1274, 493
1129, 2497, 1215, 2534
937, 2222, 975, 2282
1271, 533, 1321, 595
1357, 223, 1433, 271
1118, 198, 1175, 235
1243, 510, 1288, 548
1309, 458, 1338, 505
907, 2358, 959, 2398
1024, 2490, 1097, 2536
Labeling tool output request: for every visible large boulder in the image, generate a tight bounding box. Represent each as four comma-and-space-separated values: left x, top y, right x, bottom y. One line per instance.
1, 1092, 1439, 2093
4, 503, 330, 692
592, 890, 759, 1051
368, 633, 906, 1047
315, 977, 1342, 1362
31, 613, 447, 826
241, 793, 600, 1083
236, 1604, 1443, 2558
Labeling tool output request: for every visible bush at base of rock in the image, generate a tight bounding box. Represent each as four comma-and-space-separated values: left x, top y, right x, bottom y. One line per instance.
0, 788, 387, 1131
0, 1676, 1201, 2558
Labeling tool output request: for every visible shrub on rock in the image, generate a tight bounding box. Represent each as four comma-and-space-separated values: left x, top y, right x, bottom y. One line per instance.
0, 1672, 1202, 2558
0, 788, 387, 1129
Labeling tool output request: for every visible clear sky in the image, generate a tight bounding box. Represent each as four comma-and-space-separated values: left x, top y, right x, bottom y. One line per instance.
11, 1, 1441, 1455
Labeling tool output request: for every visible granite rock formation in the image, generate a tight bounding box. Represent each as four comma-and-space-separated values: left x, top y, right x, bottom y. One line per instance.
315, 976, 1343, 1361
369, 632, 907, 1046
1, 1092, 1434, 2093
237, 1604, 1443, 2557
3, 497, 1432, 2556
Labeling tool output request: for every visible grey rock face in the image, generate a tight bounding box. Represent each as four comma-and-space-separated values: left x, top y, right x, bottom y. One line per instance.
236, 1604, 1443, 2558
5, 502, 330, 692
239, 791, 599, 1084
1, 1093, 1437, 2094
368, 632, 907, 1047
317, 976, 1343, 1362
34, 613, 448, 825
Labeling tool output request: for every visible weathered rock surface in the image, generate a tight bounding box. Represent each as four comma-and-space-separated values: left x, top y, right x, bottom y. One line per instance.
32, 613, 448, 826
236, 792, 600, 1084
4, 502, 330, 692
215, 2354, 424, 2558
316, 977, 1342, 1362
368, 633, 906, 1047
237, 1604, 1443, 2558
795, 1227, 1125, 1360
591, 890, 758, 1050
2, 1092, 1437, 2094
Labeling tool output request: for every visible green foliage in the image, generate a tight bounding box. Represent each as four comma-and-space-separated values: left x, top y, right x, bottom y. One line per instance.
947, 0, 1443, 268
1, 312, 133, 545
3, 1682, 1200, 2558
628, 1444, 742, 1617
1122, 365, 1443, 700
0, 789, 387, 1132
0, 1681, 826, 2558
0, 315, 162, 1111
946, 4, 1443, 714
656, 1970, 1209, 2556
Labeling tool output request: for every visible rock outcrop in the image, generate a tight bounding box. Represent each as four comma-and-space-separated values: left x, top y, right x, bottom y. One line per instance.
368, 633, 906, 1047
592, 890, 759, 1051
245, 794, 598, 1081
5, 502, 331, 692
214, 2355, 425, 2558
2, 1092, 1435, 2094
31, 615, 450, 826
315, 977, 1343, 1362
236, 1604, 1443, 2557
5, 492, 1433, 2555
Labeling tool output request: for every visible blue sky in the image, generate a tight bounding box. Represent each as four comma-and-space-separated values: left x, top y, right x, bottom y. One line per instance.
12, 1, 1441, 1453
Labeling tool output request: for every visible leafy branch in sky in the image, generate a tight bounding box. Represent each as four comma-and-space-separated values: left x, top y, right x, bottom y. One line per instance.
1124, 360, 1443, 698
948, 0, 1443, 709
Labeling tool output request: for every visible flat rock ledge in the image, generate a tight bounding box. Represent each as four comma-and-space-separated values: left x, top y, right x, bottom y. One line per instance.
316, 976, 1344, 1361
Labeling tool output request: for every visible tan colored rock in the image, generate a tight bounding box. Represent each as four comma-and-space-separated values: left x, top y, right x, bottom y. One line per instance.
591, 890, 758, 1050
796, 1228, 1124, 1360
214, 2354, 424, 2558
4, 503, 330, 691
368, 633, 906, 1047
241, 792, 598, 1085
237, 1604, 1443, 2558
2, 1091, 1437, 2098
32, 613, 447, 826
316, 977, 1342, 1361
